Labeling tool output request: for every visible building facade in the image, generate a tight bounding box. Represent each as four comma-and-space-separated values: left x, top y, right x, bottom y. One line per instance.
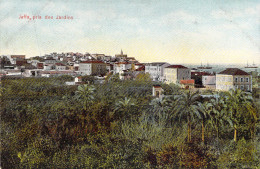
55, 63, 67, 70
164, 65, 191, 84
216, 68, 252, 92
114, 62, 132, 74
79, 61, 107, 76
202, 75, 216, 89
145, 62, 170, 81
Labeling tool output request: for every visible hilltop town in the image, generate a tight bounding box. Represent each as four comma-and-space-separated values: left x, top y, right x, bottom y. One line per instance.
0, 50, 258, 94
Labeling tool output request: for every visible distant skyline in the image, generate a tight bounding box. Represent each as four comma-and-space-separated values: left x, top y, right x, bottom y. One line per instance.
0, 0, 259, 64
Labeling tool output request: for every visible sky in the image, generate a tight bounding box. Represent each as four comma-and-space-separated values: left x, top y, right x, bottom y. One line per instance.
0, 0, 259, 64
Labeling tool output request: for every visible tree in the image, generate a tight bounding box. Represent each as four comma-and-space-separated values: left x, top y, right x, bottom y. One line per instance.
243, 100, 258, 139
0, 56, 11, 68
113, 97, 135, 121
82, 75, 96, 84
75, 84, 95, 110
135, 73, 152, 82
209, 96, 228, 140
175, 91, 201, 142
225, 89, 253, 142
108, 74, 121, 83
148, 98, 170, 127
162, 95, 179, 126
197, 101, 213, 143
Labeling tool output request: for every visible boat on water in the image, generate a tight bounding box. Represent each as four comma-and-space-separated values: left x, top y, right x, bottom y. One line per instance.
245, 61, 258, 68
197, 62, 212, 69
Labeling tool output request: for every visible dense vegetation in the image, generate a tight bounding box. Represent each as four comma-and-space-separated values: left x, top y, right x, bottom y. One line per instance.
1, 75, 259, 168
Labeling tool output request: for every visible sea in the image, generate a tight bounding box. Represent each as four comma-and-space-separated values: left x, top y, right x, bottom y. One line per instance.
181, 63, 260, 75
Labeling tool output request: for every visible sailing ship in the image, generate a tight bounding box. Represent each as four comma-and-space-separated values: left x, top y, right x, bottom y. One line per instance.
197, 62, 212, 69
245, 61, 258, 68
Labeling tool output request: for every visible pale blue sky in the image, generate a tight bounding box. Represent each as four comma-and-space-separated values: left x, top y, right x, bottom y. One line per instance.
0, 0, 259, 64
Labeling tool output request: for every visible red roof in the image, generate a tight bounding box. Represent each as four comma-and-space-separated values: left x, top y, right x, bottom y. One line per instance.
153, 85, 161, 88
80, 61, 104, 64
136, 66, 145, 71
166, 65, 188, 69
55, 63, 66, 66
37, 63, 44, 69
180, 79, 195, 84
218, 68, 249, 75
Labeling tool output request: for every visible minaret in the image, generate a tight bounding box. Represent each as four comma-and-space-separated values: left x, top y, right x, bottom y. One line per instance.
121, 49, 123, 56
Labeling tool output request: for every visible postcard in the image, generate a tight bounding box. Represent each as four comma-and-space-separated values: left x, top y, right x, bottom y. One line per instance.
0, 0, 259, 168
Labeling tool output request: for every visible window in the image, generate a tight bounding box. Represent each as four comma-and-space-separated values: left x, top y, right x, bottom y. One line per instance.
246, 77, 249, 82
240, 85, 244, 90
241, 78, 243, 82
235, 77, 238, 82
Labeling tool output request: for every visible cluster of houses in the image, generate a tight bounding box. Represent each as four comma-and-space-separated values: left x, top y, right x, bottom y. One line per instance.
0, 51, 256, 92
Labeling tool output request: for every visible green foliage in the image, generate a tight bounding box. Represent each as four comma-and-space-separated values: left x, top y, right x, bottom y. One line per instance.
135, 73, 152, 82
161, 83, 182, 95
81, 75, 96, 84
75, 84, 95, 110
217, 138, 258, 168
1, 76, 259, 168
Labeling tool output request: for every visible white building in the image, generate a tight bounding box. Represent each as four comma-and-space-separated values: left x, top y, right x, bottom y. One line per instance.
202, 75, 216, 89
145, 62, 170, 81
55, 63, 67, 70
24, 69, 42, 77
29, 60, 40, 67
114, 62, 132, 74
44, 59, 56, 64
43, 64, 54, 70
79, 61, 107, 76
164, 65, 191, 84
216, 68, 252, 92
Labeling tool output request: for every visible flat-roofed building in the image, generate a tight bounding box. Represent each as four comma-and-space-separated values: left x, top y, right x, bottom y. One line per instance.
202, 75, 216, 89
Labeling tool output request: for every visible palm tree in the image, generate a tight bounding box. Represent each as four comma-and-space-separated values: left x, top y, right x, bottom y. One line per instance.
175, 91, 201, 143
113, 97, 135, 121
225, 89, 252, 142
210, 96, 228, 140
243, 95, 258, 138
75, 84, 95, 110
148, 97, 171, 127
162, 95, 179, 126
197, 101, 213, 143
